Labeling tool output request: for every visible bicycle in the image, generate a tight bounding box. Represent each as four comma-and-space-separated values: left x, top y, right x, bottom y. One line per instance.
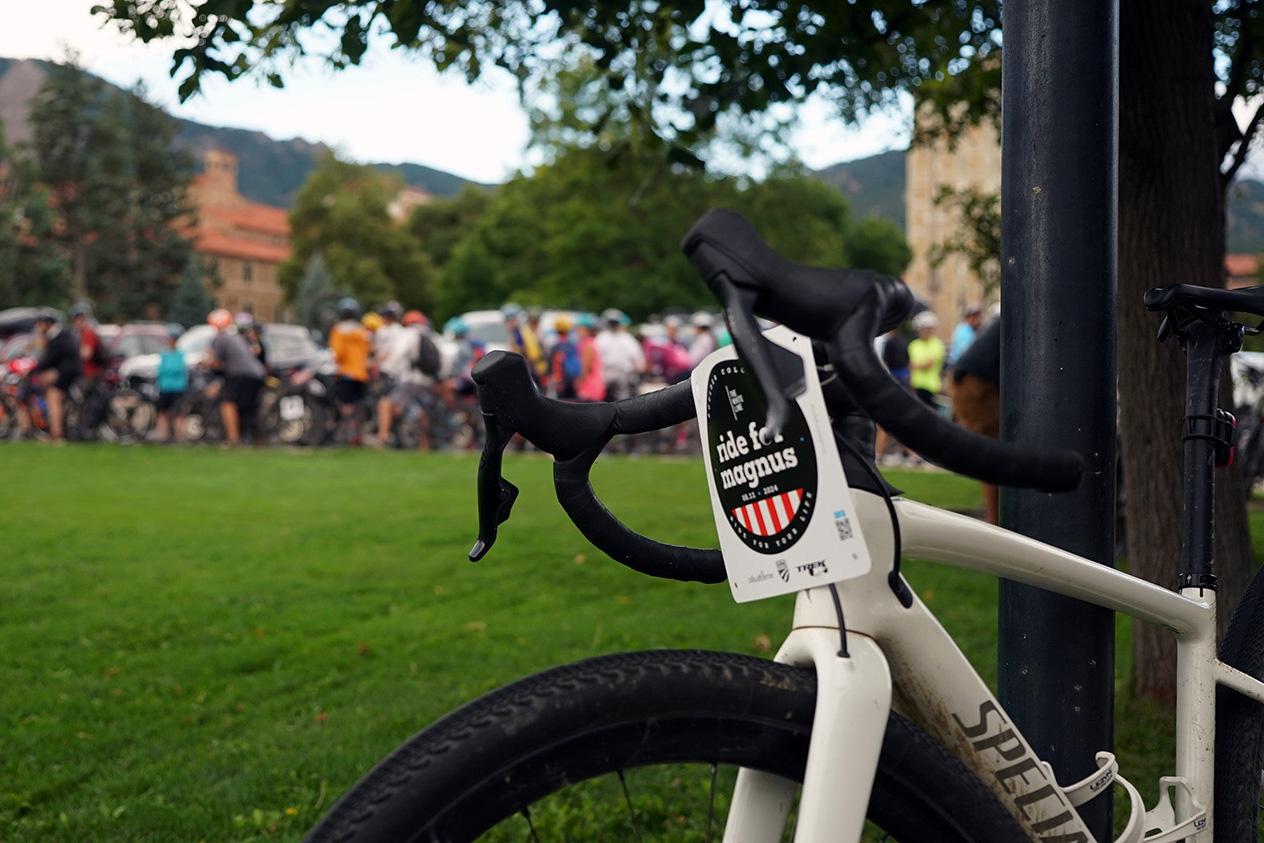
306, 209, 1264, 841
74, 371, 154, 443
256, 365, 333, 447
174, 368, 226, 444
1230, 352, 1264, 499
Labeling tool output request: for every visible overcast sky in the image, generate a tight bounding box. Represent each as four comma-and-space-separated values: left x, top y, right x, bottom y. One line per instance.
0, 0, 912, 184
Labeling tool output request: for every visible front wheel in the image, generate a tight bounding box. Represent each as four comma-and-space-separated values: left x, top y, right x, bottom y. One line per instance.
307, 650, 1025, 842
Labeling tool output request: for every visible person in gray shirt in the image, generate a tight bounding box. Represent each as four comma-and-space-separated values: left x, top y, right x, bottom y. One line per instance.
206, 309, 265, 445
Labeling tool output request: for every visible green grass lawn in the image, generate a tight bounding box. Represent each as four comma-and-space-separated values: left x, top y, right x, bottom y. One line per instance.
0, 444, 1234, 841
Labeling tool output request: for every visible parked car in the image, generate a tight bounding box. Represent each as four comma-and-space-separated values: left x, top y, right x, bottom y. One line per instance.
108, 322, 174, 365
96, 323, 121, 349
259, 323, 327, 372
446, 310, 510, 352
120, 323, 327, 382
0, 307, 62, 340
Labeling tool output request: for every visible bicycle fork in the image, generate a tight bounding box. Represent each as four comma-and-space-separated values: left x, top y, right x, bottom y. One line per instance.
722, 626, 892, 843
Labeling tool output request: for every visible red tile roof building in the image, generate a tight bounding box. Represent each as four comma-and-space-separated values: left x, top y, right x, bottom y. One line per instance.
189, 150, 291, 320
1226, 253, 1259, 289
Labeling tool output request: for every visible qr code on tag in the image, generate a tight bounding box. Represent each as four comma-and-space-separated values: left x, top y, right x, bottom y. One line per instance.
833, 510, 853, 541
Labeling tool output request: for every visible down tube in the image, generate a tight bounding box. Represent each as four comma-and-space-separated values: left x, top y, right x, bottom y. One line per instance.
843, 493, 1097, 840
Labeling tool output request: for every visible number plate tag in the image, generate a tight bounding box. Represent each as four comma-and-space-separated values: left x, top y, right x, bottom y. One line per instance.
692, 327, 872, 603
279, 395, 305, 421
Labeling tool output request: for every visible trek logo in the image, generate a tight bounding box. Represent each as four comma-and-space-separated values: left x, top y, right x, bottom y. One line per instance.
704, 361, 818, 554
951, 701, 1089, 842
796, 559, 828, 577
776, 560, 790, 582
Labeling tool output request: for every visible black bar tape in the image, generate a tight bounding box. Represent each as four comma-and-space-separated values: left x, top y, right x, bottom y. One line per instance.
830, 321, 1083, 493
611, 380, 697, 435
554, 444, 725, 584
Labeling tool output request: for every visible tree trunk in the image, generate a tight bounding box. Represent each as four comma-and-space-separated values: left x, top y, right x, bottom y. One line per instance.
1119, 0, 1253, 701
72, 240, 87, 303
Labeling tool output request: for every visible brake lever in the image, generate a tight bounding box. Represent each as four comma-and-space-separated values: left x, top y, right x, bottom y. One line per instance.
468, 408, 519, 562
714, 273, 806, 442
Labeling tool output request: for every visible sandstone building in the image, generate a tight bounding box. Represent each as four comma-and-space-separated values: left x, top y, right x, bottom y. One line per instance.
903, 113, 1257, 331
904, 113, 1000, 330
188, 150, 291, 321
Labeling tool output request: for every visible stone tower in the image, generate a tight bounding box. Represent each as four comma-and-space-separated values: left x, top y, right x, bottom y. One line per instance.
904, 109, 1001, 330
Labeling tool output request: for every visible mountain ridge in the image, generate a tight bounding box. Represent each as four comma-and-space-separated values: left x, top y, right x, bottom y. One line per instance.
4, 55, 1264, 258
0, 57, 486, 207
817, 146, 1264, 256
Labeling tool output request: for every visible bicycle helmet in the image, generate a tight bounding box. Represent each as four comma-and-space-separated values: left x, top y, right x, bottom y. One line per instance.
501, 303, 523, 320
601, 308, 626, 325
403, 310, 428, 327
337, 297, 361, 320
69, 301, 93, 320
554, 315, 574, 333
448, 317, 469, 335
690, 311, 714, 329
361, 312, 384, 332
168, 325, 183, 340
379, 300, 403, 319
208, 309, 233, 330
912, 311, 939, 331
234, 311, 254, 330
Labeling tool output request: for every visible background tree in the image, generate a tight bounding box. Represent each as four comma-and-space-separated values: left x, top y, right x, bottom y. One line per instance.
438, 141, 721, 319
94, 2, 1001, 147
26, 55, 105, 303
167, 257, 219, 327
291, 252, 344, 332
24, 57, 196, 318
435, 139, 893, 320
847, 216, 914, 278
281, 155, 435, 310
407, 186, 493, 278
96, 0, 1264, 700
927, 187, 1001, 299
0, 129, 72, 308
111, 84, 198, 316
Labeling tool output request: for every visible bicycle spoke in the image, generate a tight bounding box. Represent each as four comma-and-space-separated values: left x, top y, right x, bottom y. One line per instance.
617, 769, 644, 842
520, 806, 540, 843
706, 762, 718, 843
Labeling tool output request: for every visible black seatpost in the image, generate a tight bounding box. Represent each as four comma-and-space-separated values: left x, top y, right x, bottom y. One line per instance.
1178, 317, 1243, 591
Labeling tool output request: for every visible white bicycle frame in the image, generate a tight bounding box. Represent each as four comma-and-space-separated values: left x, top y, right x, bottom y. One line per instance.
721, 489, 1264, 842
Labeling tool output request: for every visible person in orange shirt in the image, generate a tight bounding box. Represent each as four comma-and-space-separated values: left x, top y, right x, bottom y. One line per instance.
328, 297, 372, 444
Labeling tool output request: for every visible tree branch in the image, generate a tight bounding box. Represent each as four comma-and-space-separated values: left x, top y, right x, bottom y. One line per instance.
1223, 101, 1264, 188
1220, 0, 1254, 109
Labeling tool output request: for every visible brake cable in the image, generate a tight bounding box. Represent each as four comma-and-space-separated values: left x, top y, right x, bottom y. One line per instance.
834, 432, 913, 609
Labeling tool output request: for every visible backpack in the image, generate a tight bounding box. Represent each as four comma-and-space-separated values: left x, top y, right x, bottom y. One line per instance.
557, 340, 582, 383
413, 330, 442, 377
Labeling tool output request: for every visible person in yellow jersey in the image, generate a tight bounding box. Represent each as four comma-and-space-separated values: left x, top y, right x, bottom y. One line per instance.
329, 297, 373, 444
907, 310, 946, 408
502, 303, 546, 383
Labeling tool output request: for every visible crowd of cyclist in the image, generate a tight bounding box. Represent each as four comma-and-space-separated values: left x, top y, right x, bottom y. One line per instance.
3, 292, 1009, 474
1, 298, 731, 451
7, 303, 110, 442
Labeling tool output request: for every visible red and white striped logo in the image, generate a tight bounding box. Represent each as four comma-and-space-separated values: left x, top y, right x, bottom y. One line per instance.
732, 488, 804, 537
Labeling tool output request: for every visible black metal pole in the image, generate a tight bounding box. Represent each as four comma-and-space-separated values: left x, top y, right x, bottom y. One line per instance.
998, 1, 1118, 839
